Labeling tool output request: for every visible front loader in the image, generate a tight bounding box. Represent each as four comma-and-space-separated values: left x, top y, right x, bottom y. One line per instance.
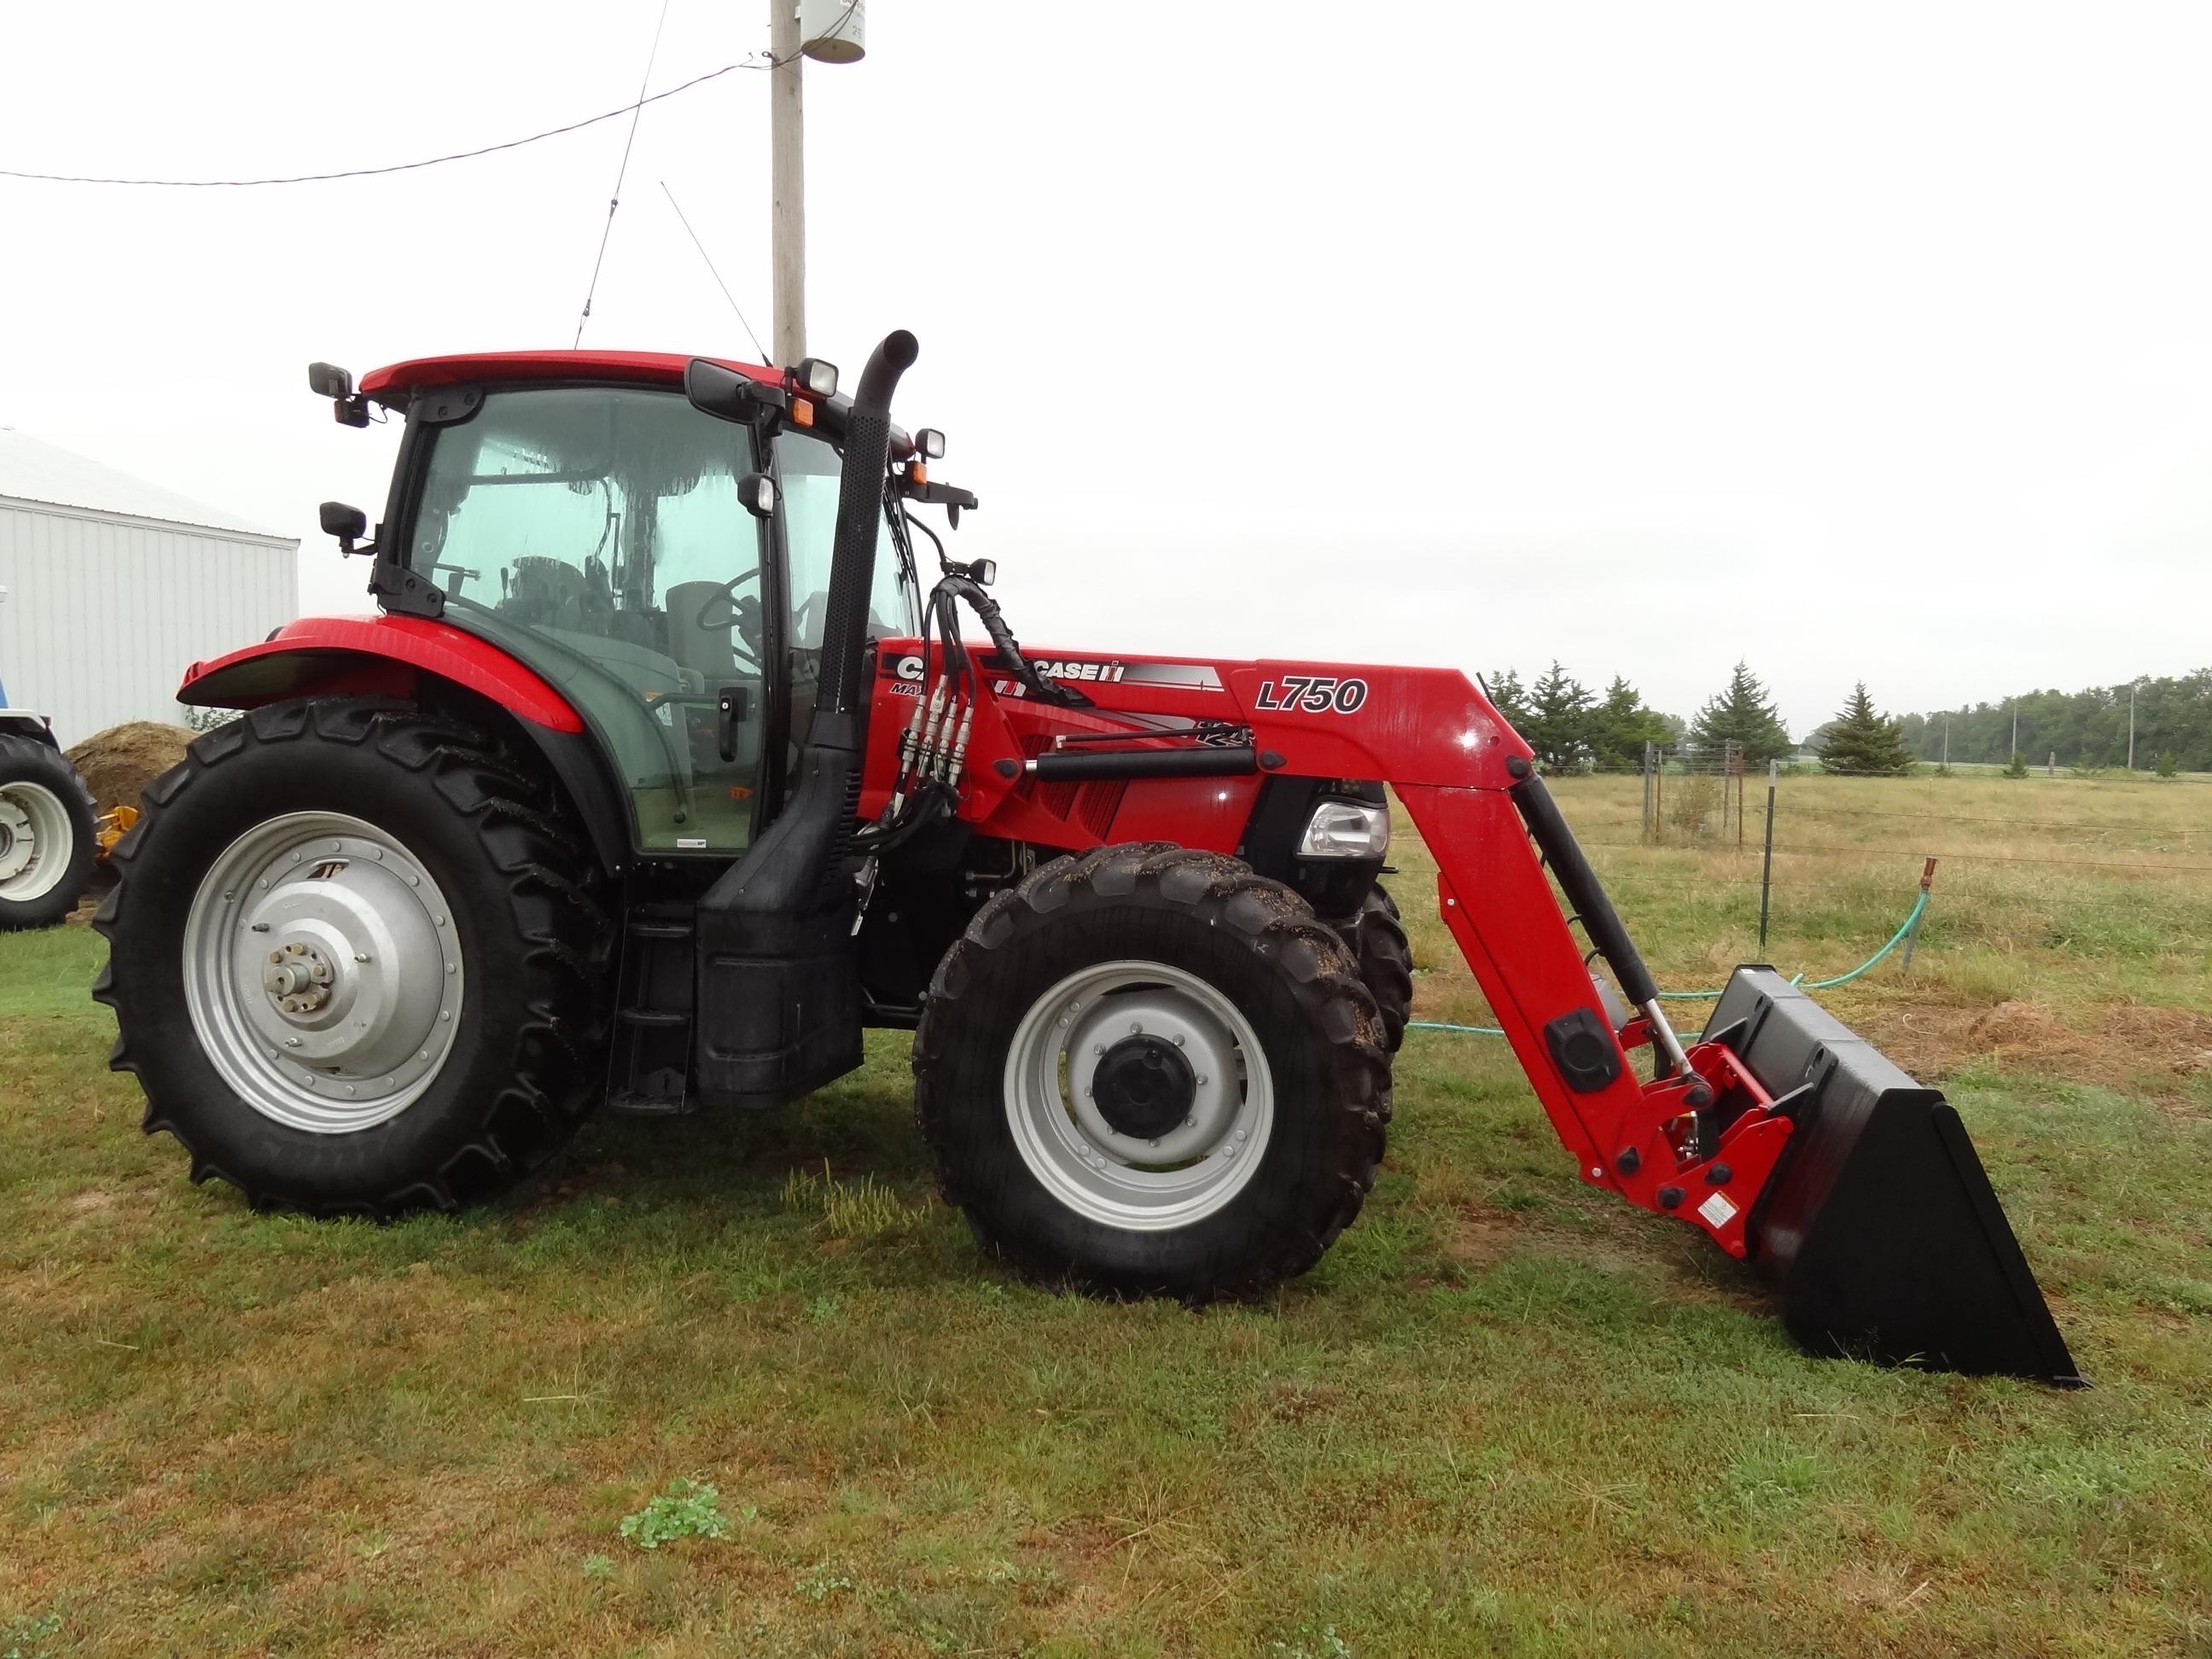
94, 332, 2077, 1382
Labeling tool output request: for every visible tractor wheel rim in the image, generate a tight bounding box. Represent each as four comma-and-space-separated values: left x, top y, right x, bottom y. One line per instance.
1003, 959, 1274, 1231
181, 812, 464, 1134
0, 782, 73, 901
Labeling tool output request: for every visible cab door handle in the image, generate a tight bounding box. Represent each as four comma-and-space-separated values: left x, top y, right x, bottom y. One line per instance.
717, 685, 752, 761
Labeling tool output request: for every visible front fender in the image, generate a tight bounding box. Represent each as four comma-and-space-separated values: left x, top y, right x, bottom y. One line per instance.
181, 614, 585, 734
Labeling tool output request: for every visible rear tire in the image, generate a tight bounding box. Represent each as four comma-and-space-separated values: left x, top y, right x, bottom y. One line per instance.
1333, 882, 1413, 1052
913, 844, 1391, 1301
94, 699, 613, 1215
0, 734, 96, 932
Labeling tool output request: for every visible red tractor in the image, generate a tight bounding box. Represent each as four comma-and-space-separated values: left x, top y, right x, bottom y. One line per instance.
96, 333, 2077, 1382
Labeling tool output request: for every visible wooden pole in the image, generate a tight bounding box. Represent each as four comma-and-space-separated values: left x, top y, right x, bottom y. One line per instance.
770, 0, 806, 365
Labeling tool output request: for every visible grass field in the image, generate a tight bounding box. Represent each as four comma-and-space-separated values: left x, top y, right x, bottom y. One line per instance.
3, 773, 2209, 1656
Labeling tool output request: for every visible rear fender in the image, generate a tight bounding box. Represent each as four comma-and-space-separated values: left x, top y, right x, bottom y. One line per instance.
179, 615, 630, 874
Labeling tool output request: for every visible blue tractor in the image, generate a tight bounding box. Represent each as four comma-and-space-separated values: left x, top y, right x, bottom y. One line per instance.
0, 672, 97, 931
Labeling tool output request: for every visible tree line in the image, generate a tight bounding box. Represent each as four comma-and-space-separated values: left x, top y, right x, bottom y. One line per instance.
1490, 661, 1918, 775
1489, 661, 2212, 777
1899, 671, 2212, 773
1487, 660, 1821, 772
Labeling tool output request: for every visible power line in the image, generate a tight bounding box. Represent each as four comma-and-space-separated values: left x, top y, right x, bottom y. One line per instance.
0, 59, 764, 188
660, 181, 769, 364
574, 0, 673, 347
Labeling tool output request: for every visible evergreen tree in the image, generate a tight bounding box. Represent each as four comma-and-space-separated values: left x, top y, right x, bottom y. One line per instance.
1485, 668, 1534, 732
1524, 661, 1596, 771
1587, 675, 1676, 772
1688, 661, 1794, 765
2003, 751, 2029, 779
1816, 683, 1916, 776
2155, 750, 2179, 779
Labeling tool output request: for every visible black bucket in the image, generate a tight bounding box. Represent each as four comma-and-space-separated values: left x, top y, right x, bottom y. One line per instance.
1707, 968, 2083, 1385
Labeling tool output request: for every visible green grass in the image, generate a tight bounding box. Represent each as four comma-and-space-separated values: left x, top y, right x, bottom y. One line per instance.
3, 777, 2210, 1655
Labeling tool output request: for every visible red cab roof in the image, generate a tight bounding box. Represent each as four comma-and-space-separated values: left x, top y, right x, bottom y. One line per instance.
358, 350, 779, 400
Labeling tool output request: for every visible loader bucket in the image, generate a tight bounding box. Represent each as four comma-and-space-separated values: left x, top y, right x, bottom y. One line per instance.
1707, 968, 2082, 1384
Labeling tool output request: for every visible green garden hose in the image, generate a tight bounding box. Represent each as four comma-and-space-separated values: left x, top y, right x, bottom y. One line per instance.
1406, 889, 1931, 1038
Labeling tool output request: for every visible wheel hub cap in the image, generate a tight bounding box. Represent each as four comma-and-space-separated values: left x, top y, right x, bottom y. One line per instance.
1091, 1033, 1196, 1140
183, 812, 464, 1133
0, 783, 70, 900
0, 797, 28, 883
1003, 960, 1275, 1231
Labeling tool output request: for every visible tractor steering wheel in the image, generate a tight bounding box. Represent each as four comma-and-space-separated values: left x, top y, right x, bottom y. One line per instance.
693, 568, 761, 632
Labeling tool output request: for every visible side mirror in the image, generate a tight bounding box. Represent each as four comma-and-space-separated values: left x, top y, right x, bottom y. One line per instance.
736, 473, 778, 520
686, 358, 764, 424
320, 500, 369, 555
309, 361, 371, 428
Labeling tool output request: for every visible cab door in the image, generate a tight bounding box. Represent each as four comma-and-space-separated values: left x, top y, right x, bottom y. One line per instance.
405, 384, 774, 853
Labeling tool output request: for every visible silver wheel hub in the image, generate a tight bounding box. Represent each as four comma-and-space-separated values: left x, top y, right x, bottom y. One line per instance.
183, 812, 464, 1133
1004, 960, 1274, 1231
0, 782, 71, 900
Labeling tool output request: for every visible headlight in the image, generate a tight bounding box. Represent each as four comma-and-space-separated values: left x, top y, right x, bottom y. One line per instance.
1298, 799, 1389, 859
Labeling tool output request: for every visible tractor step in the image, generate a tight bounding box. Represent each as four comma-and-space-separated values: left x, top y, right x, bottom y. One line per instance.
608, 910, 695, 1115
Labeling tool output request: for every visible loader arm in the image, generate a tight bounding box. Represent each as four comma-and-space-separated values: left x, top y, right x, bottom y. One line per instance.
931, 653, 2076, 1382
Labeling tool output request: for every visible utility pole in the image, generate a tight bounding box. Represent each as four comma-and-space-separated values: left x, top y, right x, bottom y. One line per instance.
1941, 718, 1949, 771
2128, 684, 2137, 771
770, 1, 806, 366
769, 2, 866, 367
2011, 701, 2019, 760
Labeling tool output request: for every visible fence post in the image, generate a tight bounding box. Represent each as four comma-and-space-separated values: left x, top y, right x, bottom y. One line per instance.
1758, 759, 1778, 949
1642, 742, 1654, 842
1899, 857, 1937, 975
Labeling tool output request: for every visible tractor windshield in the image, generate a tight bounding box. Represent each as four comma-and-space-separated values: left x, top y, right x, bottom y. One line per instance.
409, 385, 771, 852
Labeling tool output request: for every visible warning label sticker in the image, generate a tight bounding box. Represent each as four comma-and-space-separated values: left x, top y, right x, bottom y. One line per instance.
1697, 1191, 1739, 1229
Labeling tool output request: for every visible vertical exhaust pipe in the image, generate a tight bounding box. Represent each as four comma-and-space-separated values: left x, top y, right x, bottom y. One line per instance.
693, 330, 919, 1107
811, 329, 919, 745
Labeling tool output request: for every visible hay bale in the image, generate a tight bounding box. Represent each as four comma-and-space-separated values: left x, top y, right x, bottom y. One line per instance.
63, 721, 195, 817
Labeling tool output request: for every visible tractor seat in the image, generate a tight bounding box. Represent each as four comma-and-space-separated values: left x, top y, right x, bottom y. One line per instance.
664, 581, 739, 684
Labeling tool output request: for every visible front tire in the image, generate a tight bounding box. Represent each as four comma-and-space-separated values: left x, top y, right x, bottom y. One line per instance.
1333, 882, 1412, 1053
94, 699, 612, 1214
0, 734, 96, 932
913, 845, 1391, 1301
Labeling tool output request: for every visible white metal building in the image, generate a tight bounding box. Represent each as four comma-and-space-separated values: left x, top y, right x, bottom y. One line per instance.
0, 428, 298, 743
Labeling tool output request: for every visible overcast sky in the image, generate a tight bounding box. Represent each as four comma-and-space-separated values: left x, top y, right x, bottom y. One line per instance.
4, 2, 2208, 736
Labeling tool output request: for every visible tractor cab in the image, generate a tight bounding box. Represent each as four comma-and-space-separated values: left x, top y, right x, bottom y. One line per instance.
339, 351, 925, 856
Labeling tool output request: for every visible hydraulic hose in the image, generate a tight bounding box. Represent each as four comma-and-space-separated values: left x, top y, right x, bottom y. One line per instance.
935, 573, 1091, 707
